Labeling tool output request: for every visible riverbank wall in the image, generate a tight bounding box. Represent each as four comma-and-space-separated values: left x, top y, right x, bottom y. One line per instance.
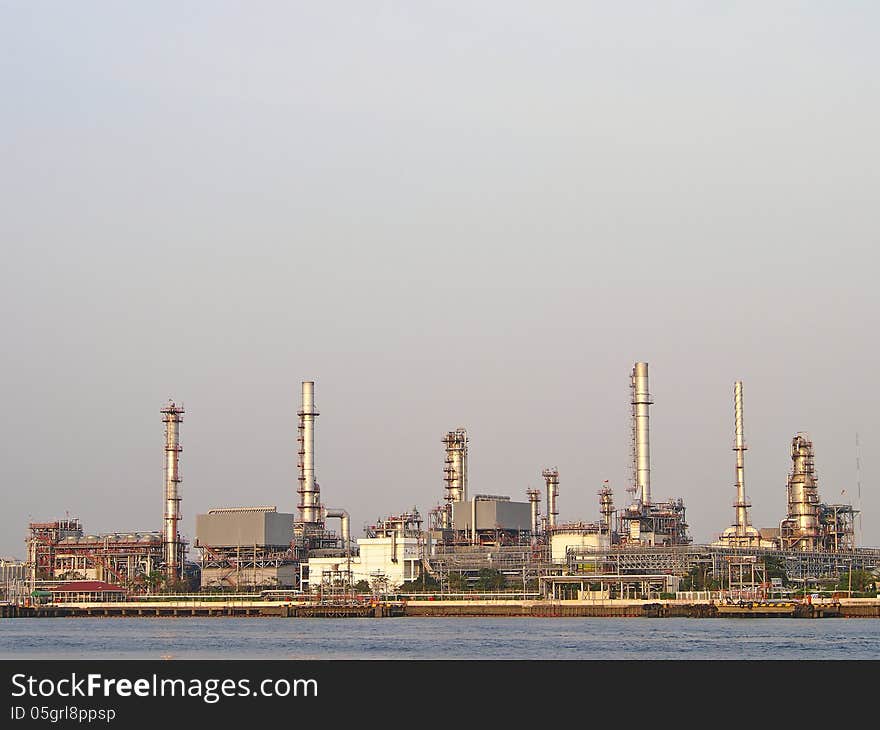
4, 597, 879, 618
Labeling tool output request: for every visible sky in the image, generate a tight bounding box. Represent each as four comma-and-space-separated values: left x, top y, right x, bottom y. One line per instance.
1, 2, 878, 558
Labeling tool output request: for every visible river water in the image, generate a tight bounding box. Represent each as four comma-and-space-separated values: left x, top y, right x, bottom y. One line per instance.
2, 617, 880, 659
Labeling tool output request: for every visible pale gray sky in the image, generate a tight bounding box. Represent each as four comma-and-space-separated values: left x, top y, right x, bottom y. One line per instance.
1, 2, 878, 558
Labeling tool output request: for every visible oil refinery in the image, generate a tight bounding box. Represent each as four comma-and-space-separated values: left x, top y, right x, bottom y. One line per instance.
6, 363, 879, 617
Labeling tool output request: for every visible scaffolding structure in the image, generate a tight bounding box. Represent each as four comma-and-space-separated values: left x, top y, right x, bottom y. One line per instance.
724, 555, 768, 602
26, 521, 175, 590
423, 543, 559, 592
819, 504, 858, 552
26, 519, 84, 583
198, 543, 302, 590
618, 498, 691, 546
564, 544, 880, 582
365, 511, 423, 539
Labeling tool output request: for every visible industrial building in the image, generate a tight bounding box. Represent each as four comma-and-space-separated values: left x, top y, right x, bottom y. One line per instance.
194, 381, 351, 591
423, 362, 873, 595
24, 401, 189, 593
428, 429, 534, 547
18, 361, 876, 603
196, 507, 298, 589
1, 558, 27, 602
616, 363, 691, 546
304, 511, 424, 593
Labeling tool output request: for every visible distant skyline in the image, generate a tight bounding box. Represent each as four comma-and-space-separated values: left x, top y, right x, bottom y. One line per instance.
1, 2, 877, 558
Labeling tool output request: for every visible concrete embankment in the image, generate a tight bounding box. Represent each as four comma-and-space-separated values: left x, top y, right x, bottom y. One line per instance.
3, 598, 879, 618
404, 600, 656, 617
405, 599, 880, 618
0, 601, 402, 618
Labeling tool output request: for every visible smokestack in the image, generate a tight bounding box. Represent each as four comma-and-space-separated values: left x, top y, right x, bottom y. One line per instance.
161, 401, 184, 580
733, 381, 751, 536
527, 489, 541, 535
631, 362, 652, 505
542, 468, 559, 529
297, 381, 321, 524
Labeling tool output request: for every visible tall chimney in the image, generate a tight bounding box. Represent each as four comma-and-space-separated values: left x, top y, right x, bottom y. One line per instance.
542, 468, 559, 529
631, 362, 652, 505
297, 381, 321, 524
733, 381, 751, 536
161, 401, 184, 580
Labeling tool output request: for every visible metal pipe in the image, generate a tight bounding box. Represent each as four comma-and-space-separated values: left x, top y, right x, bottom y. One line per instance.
542, 468, 559, 529
161, 401, 184, 580
631, 362, 652, 506
297, 381, 321, 524
471, 497, 477, 544
324, 508, 350, 557
733, 381, 751, 536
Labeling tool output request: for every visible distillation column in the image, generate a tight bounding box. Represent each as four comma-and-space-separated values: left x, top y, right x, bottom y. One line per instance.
442, 428, 468, 528
631, 362, 652, 506
161, 401, 184, 580
542, 468, 559, 530
599, 485, 615, 536
785, 434, 821, 551
297, 381, 322, 525
527, 488, 541, 536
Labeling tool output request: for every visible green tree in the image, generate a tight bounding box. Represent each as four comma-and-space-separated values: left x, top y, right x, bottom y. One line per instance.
446, 572, 467, 593
398, 573, 441, 593
836, 570, 877, 595
763, 555, 789, 585
474, 568, 506, 592
353, 579, 371, 593
680, 566, 719, 591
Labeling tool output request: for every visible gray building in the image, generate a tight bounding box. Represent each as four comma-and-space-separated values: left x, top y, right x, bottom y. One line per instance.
452, 496, 532, 533
194, 507, 297, 590
195, 507, 295, 549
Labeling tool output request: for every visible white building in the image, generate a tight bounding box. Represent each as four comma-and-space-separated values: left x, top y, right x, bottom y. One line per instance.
549, 526, 611, 563
302, 512, 424, 593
